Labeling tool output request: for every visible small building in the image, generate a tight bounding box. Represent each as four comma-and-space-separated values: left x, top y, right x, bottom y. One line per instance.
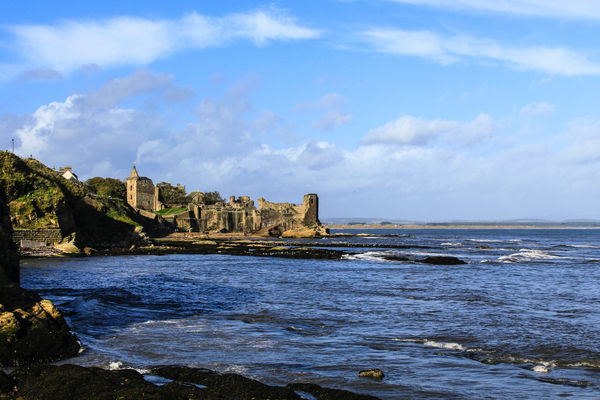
59, 167, 78, 183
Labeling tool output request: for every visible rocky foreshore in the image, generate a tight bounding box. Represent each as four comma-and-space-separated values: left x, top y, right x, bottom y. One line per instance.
21, 233, 467, 265
0, 364, 382, 400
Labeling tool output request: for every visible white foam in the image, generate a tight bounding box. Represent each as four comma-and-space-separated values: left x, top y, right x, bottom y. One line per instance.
341, 252, 390, 262
295, 391, 318, 400
108, 361, 123, 370
499, 249, 562, 262
532, 361, 555, 374
441, 242, 461, 246
423, 340, 466, 351
393, 338, 469, 351
468, 239, 522, 243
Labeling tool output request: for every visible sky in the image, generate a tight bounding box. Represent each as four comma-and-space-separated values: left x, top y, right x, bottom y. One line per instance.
1, 1, 600, 221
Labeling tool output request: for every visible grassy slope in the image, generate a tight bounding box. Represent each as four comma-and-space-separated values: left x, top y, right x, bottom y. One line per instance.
0, 152, 154, 245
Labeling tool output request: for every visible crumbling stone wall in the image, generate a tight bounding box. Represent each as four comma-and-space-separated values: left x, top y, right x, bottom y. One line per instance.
11, 229, 62, 247
125, 167, 322, 234
258, 194, 320, 231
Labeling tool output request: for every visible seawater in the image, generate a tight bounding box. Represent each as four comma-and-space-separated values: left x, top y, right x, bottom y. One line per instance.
21, 229, 600, 399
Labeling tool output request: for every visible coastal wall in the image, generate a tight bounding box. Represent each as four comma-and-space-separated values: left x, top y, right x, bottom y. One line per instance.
11, 228, 63, 247
258, 194, 321, 231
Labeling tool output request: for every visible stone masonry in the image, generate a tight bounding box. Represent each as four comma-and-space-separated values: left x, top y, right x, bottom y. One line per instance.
125, 167, 323, 234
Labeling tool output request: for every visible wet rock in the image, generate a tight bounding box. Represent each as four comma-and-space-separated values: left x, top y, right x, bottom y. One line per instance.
10, 364, 204, 400
152, 365, 302, 399
282, 228, 318, 239
358, 368, 385, 380
287, 383, 382, 400
0, 370, 12, 394
420, 256, 466, 265
0, 285, 81, 366
7, 364, 382, 400
382, 255, 409, 262
0, 191, 80, 367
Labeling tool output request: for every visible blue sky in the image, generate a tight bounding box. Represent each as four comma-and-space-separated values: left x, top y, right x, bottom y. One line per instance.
1, 0, 600, 221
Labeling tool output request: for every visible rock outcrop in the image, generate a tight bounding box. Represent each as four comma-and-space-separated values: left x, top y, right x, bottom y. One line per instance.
0, 286, 81, 366
0, 364, 382, 400
0, 189, 80, 366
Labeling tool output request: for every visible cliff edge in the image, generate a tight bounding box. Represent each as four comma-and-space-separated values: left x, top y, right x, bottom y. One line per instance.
0, 151, 154, 251
0, 190, 80, 366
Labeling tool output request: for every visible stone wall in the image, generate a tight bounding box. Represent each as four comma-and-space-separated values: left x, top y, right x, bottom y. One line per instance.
12, 229, 62, 247
301, 194, 320, 227
127, 175, 155, 211
169, 206, 261, 233
257, 195, 321, 231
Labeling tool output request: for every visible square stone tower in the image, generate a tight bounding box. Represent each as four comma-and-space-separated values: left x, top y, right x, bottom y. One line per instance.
126, 166, 156, 211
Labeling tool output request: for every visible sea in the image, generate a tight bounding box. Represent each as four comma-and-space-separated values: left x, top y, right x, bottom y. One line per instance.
20, 229, 600, 399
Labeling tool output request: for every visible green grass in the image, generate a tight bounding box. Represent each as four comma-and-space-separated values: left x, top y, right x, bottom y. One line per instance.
154, 207, 187, 216
105, 209, 141, 227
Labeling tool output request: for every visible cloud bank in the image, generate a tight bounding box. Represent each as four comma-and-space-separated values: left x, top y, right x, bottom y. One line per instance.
5, 70, 600, 220
386, 0, 600, 20
8, 10, 321, 73
361, 28, 600, 75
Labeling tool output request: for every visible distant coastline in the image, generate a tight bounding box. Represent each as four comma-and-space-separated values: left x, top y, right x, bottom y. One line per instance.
326, 223, 600, 230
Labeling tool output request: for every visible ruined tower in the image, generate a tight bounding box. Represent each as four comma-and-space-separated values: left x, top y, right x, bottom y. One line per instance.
126, 166, 155, 211
302, 194, 320, 227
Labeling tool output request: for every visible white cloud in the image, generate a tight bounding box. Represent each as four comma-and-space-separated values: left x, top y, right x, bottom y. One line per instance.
361, 29, 600, 76
520, 102, 555, 117
386, 0, 600, 19
17, 67, 63, 82
294, 93, 346, 112
314, 110, 353, 131
363, 114, 493, 146
294, 93, 353, 131
8, 10, 321, 73
6, 71, 600, 220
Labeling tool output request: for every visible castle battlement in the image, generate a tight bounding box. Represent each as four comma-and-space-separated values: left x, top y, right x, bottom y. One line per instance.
126, 166, 322, 234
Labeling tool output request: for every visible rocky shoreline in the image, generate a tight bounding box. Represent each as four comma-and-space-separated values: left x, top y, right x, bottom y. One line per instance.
2, 192, 385, 399
0, 364, 382, 400
20, 233, 467, 265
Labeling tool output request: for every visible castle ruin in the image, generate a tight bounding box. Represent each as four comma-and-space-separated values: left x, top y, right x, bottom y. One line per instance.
126, 166, 325, 235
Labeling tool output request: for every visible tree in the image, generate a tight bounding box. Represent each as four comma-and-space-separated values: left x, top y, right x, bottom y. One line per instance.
85, 177, 126, 200
202, 191, 224, 205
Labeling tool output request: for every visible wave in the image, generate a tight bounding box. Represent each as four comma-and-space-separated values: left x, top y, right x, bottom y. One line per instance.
499, 249, 562, 263
468, 239, 523, 243
441, 242, 462, 246
343, 250, 467, 265
393, 338, 600, 374
341, 251, 391, 262
393, 338, 475, 352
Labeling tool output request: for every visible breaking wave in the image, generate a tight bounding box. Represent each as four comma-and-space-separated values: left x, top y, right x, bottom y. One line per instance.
499, 249, 562, 263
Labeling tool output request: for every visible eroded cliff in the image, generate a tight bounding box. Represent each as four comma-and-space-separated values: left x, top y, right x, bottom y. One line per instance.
0, 190, 80, 366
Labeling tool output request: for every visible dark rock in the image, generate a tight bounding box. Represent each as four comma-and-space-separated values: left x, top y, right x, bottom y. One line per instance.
0, 370, 12, 394
152, 365, 302, 399
420, 256, 467, 265
287, 383, 382, 400
10, 364, 205, 400
0, 187, 80, 367
7, 364, 382, 400
382, 255, 409, 262
358, 368, 385, 380
0, 189, 19, 284
0, 285, 81, 366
